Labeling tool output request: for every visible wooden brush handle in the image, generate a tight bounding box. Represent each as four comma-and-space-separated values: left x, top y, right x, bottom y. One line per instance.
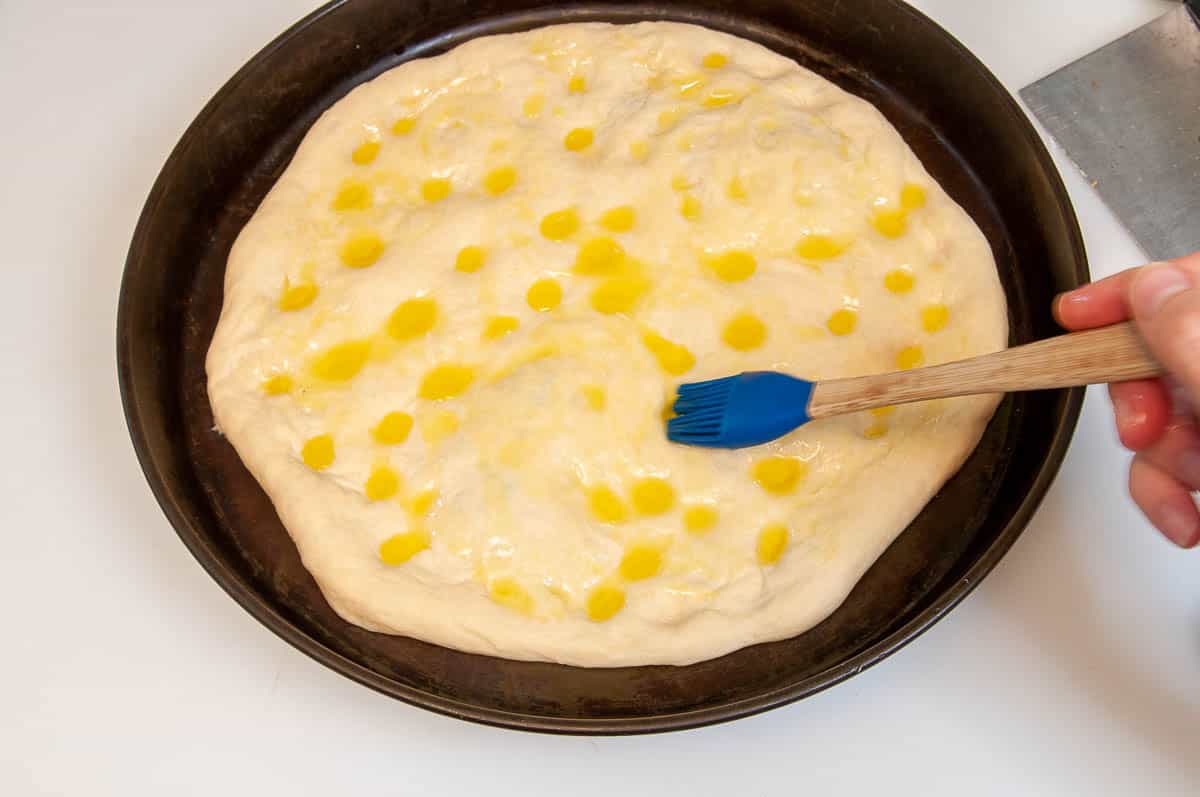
807, 321, 1163, 419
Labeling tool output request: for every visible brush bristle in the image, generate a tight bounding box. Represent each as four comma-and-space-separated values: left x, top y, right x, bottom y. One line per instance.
675, 376, 735, 396
667, 370, 814, 448
668, 377, 736, 442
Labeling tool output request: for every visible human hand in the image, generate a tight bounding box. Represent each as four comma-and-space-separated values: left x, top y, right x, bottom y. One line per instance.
1054, 253, 1200, 548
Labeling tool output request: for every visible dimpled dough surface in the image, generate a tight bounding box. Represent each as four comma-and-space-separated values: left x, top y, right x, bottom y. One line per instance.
206, 22, 1007, 666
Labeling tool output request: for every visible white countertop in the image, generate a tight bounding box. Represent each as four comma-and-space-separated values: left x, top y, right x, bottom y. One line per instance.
1, 0, 1196, 794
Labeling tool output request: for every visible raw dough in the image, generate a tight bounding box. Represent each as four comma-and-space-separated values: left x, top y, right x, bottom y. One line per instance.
206, 21, 1006, 666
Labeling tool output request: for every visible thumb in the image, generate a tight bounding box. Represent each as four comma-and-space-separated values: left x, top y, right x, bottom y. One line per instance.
1129, 255, 1200, 403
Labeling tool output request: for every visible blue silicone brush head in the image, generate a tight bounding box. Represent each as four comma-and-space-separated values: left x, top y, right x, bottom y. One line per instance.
667, 371, 815, 448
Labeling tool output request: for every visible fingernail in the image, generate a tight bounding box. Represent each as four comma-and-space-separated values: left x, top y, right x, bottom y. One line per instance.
1111, 393, 1129, 426
1178, 449, 1200, 489
1156, 502, 1200, 548
1131, 263, 1191, 317
1055, 289, 1087, 311
1111, 394, 1145, 437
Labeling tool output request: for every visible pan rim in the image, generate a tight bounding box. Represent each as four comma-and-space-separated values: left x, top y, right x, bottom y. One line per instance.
117, 0, 1086, 735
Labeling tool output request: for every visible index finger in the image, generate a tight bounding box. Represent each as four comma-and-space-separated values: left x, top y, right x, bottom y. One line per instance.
1053, 267, 1139, 331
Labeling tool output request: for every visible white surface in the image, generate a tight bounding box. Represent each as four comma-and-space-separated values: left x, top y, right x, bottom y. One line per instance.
0, 0, 1195, 794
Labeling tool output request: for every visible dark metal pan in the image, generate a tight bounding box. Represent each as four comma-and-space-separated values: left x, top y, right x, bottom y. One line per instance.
118, 0, 1086, 734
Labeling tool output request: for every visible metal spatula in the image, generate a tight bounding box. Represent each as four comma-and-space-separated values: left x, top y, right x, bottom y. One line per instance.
1021, 0, 1200, 261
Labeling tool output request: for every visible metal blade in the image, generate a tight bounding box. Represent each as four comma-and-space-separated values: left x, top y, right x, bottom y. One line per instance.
1021, 4, 1200, 261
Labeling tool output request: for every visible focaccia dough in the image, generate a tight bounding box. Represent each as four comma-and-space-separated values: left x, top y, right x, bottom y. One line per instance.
206, 22, 1007, 666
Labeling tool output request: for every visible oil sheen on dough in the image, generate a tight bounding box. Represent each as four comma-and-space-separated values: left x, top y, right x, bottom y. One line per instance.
206, 22, 1007, 666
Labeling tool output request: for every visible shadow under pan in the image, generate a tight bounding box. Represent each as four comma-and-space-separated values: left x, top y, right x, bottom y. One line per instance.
117, 0, 1087, 734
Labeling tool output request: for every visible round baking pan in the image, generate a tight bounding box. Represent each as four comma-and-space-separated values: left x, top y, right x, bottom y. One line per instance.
118, 0, 1086, 734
